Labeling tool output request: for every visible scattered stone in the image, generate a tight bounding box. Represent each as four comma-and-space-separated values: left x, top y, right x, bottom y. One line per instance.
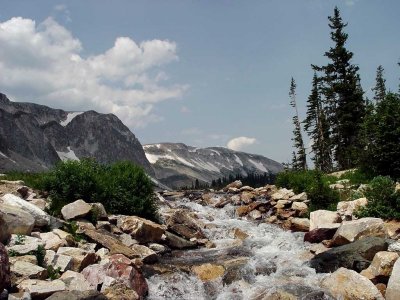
233, 228, 249, 240
57, 247, 97, 272
331, 217, 387, 246
337, 198, 368, 220
386, 257, 400, 300
39, 232, 67, 251
274, 200, 290, 209
0, 204, 35, 235
271, 188, 294, 200
45, 290, 106, 300
361, 251, 399, 283
309, 210, 341, 231
102, 282, 139, 300
59, 270, 92, 292
131, 244, 158, 263
291, 202, 308, 216
164, 231, 197, 249
18, 279, 66, 299
240, 192, 255, 204
321, 267, 384, 300
148, 243, 168, 254
95, 248, 110, 261
304, 228, 338, 243
166, 210, 206, 240
44, 250, 73, 272
289, 192, 307, 202
290, 218, 310, 232
118, 216, 165, 243
7, 235, 44, 255
52, 229, 74, 246
10, 260, 47, 280
248, 209, 262, 220
192, 263, 225, 281
118, 233, 138, 247
61, 200, 92, 221
224, 180, 243, 191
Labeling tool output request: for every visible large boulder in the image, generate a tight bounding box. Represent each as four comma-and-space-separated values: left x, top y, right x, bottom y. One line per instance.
0, 203, 35, 235
18, 279, 66, 299
0, 243, 10, 293
117, 216, 165, 243
361, 251, 399, 283
337, 197, 368, 220
61, 200, 92, 221
310, 237, 388, 273
191, 263, 225, 281
81, 254, 148, 298
1, 194, 49, 227
59, 271, 92, 292
166, 210, 206, 240
304, 228, 338, 243
386, 257, 400, 300
164, 231, 197, 249
57, 247, 97, 272
7, 235, 45, 255
331, 218, 388, 246
10, 260, 47, 279
44, 250, 73, 273
290, 218, 310, 232
309, 210, 341, 231
321, 267, 384, 300
0, 214, 10, 244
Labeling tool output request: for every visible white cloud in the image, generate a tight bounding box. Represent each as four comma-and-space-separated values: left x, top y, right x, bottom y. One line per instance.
227, 136, 257, 151
0, 17, 187, 128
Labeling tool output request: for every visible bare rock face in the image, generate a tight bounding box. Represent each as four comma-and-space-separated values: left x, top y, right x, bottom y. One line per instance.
321, 267, 384, 300
0, 242, 10, 293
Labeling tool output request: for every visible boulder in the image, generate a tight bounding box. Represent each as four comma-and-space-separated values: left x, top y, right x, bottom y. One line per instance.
289, 192, 307, 202
29, 199, 47, 211
131, 244, 158, 263
274, 200, 290, 209
45, 290, 106, 300
7, 235, 44, 255
309, 210, 341, 231
44, 250, 73, 273
81, 254, 148, 298
89, 203, 108, 221
248, 210, 262, 220
10, 260, 47, 279
224, 180, 242, 191
310, 237, 388, 273
271, 188, 294, 200
18, 279, 66, 299
0, 215, 10, 244
361, 251, 399, 283
337, 197, 368, 220
191, 263, 225, 281
57, 247, 97, 272
321, 267, 384, 300
240, 192, 255, 204
83, 229, 140, 259
331, 218, 388, 246
385, 220, 400, 239
1, 194, 49, 227
233, 228, 249, 241
117, 216, 164, 243
166, 210, 205, 240
388, 241, 400, 253
102, 282, 139, 300
291, 202, 308, 216
59, 270, 92, 292
0, 243, 10, 293
164, 231, 197, 249
290, 218, 310, 232
39, 232, 67, 251
0, 204, 35, 235
304, 228, 337, 243
61, 200, 92, 221
386, 257, 400, 300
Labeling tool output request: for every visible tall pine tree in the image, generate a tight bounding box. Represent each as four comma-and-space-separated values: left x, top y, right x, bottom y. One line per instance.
372, 65, 386, 103
304, 73, 332, 172
289, 77, 307, 170
313, 7, 365, 170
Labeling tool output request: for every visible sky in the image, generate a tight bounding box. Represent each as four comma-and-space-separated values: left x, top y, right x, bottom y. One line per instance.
0, 0, 399, 164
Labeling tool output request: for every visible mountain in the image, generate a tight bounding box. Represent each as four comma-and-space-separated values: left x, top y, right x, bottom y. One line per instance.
0, 93, 153, 174
143, 143, 284, 188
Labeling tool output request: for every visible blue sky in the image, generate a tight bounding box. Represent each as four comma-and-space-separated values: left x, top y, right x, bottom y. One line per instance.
1, 0, 399, 163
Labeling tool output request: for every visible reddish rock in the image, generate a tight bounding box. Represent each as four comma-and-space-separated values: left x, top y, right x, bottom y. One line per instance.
304, 228, 338, 243
0, 242, 10, 293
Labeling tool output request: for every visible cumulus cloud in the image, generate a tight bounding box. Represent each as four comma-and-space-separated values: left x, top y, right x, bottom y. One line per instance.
227, 136, 257, 151
0, 17, 187, 128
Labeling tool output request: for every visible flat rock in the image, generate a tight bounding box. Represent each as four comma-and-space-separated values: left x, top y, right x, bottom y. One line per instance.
45, 290, 106, 300
321, 267, 384, 300
192, 263, 225, 281
18, 279, 66, 299
309, 210, 341, 231
0, 203, 35, 235
10, 260, 47, 279
61, 200, 92, 221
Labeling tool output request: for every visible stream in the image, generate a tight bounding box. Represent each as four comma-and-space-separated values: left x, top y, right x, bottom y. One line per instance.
147, 196, 332, 300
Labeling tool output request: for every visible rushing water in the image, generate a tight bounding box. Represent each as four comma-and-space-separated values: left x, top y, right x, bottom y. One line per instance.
147, 196, 331, 300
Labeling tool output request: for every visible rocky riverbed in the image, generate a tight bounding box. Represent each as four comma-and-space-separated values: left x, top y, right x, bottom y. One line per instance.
1, 178, 400, 299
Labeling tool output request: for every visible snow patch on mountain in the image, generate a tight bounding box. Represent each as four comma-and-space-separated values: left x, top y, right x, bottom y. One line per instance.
60, 112, 84, 126
56, 147, 80, 161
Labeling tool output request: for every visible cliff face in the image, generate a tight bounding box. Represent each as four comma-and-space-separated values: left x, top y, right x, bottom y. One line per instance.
143, 143, 284, 188
0, 93, 153, 175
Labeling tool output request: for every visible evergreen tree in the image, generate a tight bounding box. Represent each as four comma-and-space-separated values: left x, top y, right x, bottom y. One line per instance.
372, 65, 386, 103
312, 7, 365, 170
289, 77, 307, 170
303, 73, 333, 172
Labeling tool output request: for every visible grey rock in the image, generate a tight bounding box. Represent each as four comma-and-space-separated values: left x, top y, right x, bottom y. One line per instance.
45, 290, 106, 300
0, 204, 35, 235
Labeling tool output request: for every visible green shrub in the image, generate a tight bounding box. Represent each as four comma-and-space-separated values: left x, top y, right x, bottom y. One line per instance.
43, 159, 157, 220
276, 170, 339, 211
338, 169, 373, 186
357, 176, 400, 220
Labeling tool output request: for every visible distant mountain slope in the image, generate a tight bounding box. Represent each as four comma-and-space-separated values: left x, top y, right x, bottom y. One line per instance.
0, 93, 153, 174
143, 143, 284, 188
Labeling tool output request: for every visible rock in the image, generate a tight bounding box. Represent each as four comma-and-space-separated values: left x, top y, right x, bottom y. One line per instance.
166, 210, 205, 240
271, 188, 294, 200
291, 202, 308, 216
233, 228, 249, 240
130, 244, 158, 263
331, 218, 388, 246
83, 229, 139, 259
1, 194, 49, 227
7, 291, 31, 300
274, 200, 290, 209
81, 254, 148, 298
57, 247, 97, 272
89, 203, 108, 221
386, 257, 400, 300
61, 200, 92, 221
385, 220, 400, 239
321, 267, 384, 300
192, 263, 225, 281
289, 192, 307, 202
230, 195, 241, 206
117, 216, 165, 243
239, 186, 254, 192
236, 205, 250, 217
310, 237, 388, 273
29, 199, 47, 211
16, 186, 29, 199
309, 210, 341, 231
337, 197, 368, 220
329, 183, 345, 190
39, 232, 67, 251
0, 204, 35, 235
45, 290, 106, 300
224, 180, 242, 191
164, 231, 197, 249
148, 243, 168, 254
95, 248, 110, 261
118, 233, 138, 247
0, 215, 10, 244
248, 209, 262, 220
44, 250, 73, 273
10, 260, 47, 279
0, 243, 10, 293
290, 218, 310, 232
102, 282, 139, 300
309, 243, 329, 255
304, 228, 337, 243
52, 230, 74, 247
375, 283, 386, 297
388, 241, 400, 253
59, 271, 92, 292
18, 279, 66, 299
240, 192, 255, 204
276, 209, 296, 220
7, 235, 44, 255
361, 251, 399, 283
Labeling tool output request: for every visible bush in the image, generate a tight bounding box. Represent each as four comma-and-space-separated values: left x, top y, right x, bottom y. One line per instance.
357, 176, 400, 220
42, 159, 158, 220
276, 170, 339, 211
338, 169, 373, 185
